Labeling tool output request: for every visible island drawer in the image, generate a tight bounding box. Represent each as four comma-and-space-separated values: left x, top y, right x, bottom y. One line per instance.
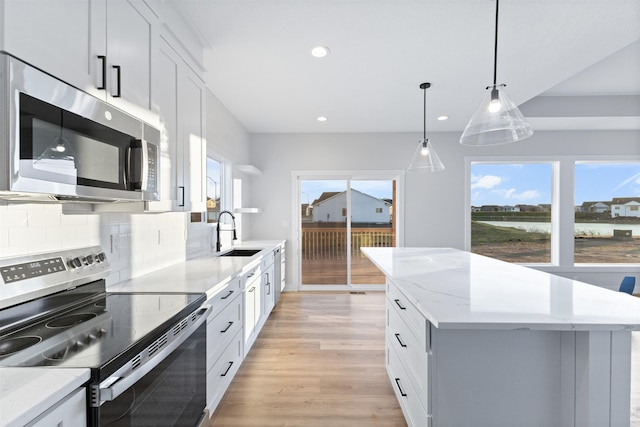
387, 279, 426, 340
387, 335, 429, 427
387, 302, 428, 401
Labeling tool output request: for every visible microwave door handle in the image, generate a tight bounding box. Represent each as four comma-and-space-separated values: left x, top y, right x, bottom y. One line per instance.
98, 305, 211, 403
124, 145, 131, 188
139, 139, 149, 191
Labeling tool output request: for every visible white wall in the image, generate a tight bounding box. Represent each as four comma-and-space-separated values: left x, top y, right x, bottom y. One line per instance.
248, 129, 640, 288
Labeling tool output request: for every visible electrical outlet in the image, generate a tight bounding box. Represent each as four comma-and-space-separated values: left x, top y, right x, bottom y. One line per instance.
110, 234, 120, 253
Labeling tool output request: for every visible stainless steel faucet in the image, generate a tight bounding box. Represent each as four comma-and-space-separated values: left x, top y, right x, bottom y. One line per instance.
216, 210, 237, 252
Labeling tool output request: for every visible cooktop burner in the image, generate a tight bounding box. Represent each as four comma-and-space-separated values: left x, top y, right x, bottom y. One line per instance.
0, 336, 42, 357
46, 312, 97, 328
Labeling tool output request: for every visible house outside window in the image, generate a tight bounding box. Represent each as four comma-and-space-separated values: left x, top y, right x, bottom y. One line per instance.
575, 162, 640, 263
376, 207, 383, 213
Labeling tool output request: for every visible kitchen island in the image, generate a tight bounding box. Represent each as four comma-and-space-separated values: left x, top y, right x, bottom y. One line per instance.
362, 247, 640, 427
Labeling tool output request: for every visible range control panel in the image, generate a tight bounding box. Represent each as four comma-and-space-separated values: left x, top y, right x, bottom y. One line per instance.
0, 247, 109, 286
0, 257, 66, 283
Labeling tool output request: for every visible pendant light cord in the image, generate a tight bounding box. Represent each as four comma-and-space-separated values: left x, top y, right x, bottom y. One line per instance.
493, 0, 499, 86
423, 85, 426, 139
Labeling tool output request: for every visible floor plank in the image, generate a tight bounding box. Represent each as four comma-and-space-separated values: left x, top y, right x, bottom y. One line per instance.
206, 292, 407, 427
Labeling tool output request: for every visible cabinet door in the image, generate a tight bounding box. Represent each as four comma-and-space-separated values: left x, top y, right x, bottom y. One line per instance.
1, 0, 103, 98
262, 264, 276, 316
147, 38, 180, 212
105, 0, 154, 111
28, 388, 86, 427
243, 284, 257, 344
178, 69, 207, 212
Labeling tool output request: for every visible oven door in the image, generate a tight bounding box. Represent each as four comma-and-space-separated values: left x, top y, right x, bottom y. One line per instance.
93, 306, 210, 427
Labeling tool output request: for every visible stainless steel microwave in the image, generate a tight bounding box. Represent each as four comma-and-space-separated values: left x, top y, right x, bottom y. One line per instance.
0, 53, 159, 202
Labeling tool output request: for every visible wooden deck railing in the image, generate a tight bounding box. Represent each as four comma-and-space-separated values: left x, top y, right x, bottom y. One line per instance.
301, 227, 395, 260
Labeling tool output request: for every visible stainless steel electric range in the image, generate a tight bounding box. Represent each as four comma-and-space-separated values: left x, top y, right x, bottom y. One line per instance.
0, 247, 210, 426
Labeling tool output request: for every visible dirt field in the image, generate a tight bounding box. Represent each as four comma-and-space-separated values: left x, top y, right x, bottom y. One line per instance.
473, 237, 640, 263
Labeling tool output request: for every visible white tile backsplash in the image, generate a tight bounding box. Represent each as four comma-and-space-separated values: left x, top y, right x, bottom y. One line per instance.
0, 203, 194, 288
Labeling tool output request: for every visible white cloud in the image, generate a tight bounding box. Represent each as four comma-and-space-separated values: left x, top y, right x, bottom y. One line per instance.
471, 175, 502, 190
496, 188, 540, 201
612, 172, 640, 192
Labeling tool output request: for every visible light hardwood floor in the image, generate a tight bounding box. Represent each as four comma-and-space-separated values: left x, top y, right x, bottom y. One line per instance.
208, 292, 640, 426
206, 292, 407, 427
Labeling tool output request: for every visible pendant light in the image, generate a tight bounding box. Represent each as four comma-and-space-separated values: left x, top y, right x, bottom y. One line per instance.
459, 0, 533, 146
408, 82, 445, 173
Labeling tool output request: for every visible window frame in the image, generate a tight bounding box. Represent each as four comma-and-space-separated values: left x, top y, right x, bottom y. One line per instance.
205, 154, 230, 223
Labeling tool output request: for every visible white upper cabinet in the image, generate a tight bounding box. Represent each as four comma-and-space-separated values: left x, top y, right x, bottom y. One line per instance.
103, 0, 156, 113
0, 0, 98, 96
148, 37, 206, 212
0, 0, 156, 116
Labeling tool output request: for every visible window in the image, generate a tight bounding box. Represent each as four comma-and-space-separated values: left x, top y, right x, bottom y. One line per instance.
342, 208, 347, 217
375, 207, 383, 213
206, 157, 222, 222
574, 162, 640, 264
470, 162, 552, 263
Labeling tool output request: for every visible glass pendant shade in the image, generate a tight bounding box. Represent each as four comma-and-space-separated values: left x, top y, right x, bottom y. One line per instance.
460, 84, 533, 146
408, 138, 445, 172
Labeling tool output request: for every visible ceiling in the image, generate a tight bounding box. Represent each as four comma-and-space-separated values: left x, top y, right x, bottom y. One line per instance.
171, 0, 640, 134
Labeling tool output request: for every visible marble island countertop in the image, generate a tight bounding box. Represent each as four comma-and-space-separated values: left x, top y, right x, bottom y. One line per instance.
362, 247, 640, 331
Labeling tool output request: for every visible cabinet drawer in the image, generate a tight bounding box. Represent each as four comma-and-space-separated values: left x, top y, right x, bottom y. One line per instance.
207, 295, 242, 368
387, 303, 428, 403
242, 264, 262, 289
261, 250, 275, 270
387, 337, 430, 427
387, 280, 425, 340
207, 331, 243, 413
208, 277, 241, 314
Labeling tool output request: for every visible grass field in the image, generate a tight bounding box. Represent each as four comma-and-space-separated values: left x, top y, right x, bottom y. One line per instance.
471, 221, 640, 263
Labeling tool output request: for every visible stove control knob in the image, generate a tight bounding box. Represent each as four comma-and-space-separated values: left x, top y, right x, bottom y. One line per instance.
69, 257, 83, 269
96, 252, 107, 263
85, 254, 95, 265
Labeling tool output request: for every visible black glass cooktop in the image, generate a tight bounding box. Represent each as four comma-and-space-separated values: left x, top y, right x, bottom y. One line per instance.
0, 280, 205, 378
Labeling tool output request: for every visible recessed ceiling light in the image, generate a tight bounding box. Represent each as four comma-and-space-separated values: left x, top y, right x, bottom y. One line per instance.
311, 46, 330, 58
317, 116, 327, 122
437, 115, 449, 121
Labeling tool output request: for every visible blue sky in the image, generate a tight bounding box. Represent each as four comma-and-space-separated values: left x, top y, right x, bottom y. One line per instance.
471, 163, 640, 206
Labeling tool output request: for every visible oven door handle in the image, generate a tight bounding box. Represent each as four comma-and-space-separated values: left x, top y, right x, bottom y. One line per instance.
98, 304, 212, 403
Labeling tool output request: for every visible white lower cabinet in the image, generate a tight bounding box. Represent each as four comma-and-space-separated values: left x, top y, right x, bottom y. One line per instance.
386, 279, 431, 427
205, 277, 242, 415
206, 330, 243, 415
26, 388, 86, 427
243, 265, 262, 357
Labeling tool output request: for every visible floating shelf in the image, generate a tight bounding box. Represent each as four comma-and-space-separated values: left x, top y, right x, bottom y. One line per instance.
233, 207, 262, 214
237, 165, 262, 176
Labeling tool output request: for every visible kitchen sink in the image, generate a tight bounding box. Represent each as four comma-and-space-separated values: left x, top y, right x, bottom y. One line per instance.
218, 249, 262, 257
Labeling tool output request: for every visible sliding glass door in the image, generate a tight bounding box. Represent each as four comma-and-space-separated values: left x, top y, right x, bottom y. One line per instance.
298, 175, 398, 289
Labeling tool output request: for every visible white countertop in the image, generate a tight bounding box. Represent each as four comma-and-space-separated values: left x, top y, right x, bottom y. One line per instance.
109, 241, 284, 298
362, 247, 640, 331
0, 367, 90, 427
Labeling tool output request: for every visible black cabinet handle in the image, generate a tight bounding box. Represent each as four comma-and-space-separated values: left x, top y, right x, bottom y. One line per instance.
221, 361, 233, 377
394, 333, 407, 348
97, 55, 106, 90
220, 290, 234, 300
112, 65, 121, 97
249, 287, 255, 292
394, 299, 406, 310
220, 321, 233, 333
394, 378, 407, 397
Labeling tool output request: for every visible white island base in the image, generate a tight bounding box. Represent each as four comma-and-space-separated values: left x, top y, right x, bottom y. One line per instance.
363, 247, 640, 427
